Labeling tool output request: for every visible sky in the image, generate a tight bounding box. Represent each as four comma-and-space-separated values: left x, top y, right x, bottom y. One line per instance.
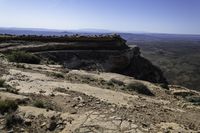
0, 0, 200, 34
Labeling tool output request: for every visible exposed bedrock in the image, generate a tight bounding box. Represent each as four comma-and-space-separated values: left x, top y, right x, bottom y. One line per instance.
0, 36, 167, 84
36, 46, 168, 84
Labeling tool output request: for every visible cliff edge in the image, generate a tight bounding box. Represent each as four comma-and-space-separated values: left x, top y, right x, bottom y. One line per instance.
0, 35, 167, 84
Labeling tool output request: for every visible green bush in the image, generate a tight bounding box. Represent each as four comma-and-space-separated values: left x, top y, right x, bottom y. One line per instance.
159, 83, 169, 90
0, 100, 18, 114
7, 51, 41, 64
0, 79, 5, 87
33, 100, 45, 108
125, 82, 154, 96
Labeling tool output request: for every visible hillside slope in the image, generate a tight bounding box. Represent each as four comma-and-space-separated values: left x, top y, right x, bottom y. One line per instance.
0, 59, 199, 132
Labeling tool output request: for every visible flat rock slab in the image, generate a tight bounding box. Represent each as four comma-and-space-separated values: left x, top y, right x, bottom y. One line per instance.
156, 122, 198, 133
18, 106, 60, 118
0, 88, 7, 91
172, 89, 199, 97
60, 111, 141, 133
0, 92, 29, 103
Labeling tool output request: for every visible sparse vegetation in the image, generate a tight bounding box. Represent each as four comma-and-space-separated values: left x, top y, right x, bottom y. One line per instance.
5, 113, 23, 129
48, 72, 65, 79
106, 80, 114, 86
0, 100, 18, 114
109, 78, 125, 86
159, 83, 169, 90
125, 82, 154, 96
6, 51, 41, 64
33, 100, 45, 108
0, 79, 5, 87
15, 63, 26, 69
185, 96, 200, 105
0, 34, 126, 44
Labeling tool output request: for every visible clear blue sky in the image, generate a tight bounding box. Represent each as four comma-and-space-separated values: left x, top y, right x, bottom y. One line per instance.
0, 0, 200, 34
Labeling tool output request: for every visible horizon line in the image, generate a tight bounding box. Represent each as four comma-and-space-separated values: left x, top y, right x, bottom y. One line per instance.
0, 26, 200, 36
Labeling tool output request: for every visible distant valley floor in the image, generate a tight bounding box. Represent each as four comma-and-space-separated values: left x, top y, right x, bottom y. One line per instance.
129, 41, 200, 91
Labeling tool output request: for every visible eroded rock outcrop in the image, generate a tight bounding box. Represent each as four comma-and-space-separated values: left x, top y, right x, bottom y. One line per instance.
36, 46, 167, 84
0, 35, 167, 84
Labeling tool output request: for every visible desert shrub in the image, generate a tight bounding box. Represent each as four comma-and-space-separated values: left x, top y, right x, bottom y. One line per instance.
33, 100, 45, 108
7, 51, 41, 64
47, 60, 56, 65
0, 100, 18, 114
125, 82, 154, 96
5, 113, 23, 129
185, 96, 200, 105
82, 75, 96, 82
109, 78, 125, 86
0, 79, 5, 87
0, 79, 18, 94
159, 83, 169, 90
48, 72, 64, 79
15, 63, 26, 69
106, 80, 114, 86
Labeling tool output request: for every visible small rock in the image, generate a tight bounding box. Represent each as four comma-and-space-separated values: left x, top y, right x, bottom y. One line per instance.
65, 117, 74, 124
141, 123, 148, 128
95, 101, 100, 104
50, 93, 55, 97
47, 121, 57, 131
71, 103, 77, 107
40, 122, 46, 127
7, 129, 14, 133
66, 100, 71, 103
73, 96, 84, 103
77, 103, 84, 107
128, 119, 133, 123
50, 115, 56, 120
0, 87, 7, 91
25, 113, 35, 119
69, 109, 77, 114
0, 125, 4, 130
24, 118, 32, 126
58, 125, 65, 130
57, 119, 63, 125
110, 108, 115, 112
74, 106, 79, 109
39, 90, 46, 94
20, 128, 25, 132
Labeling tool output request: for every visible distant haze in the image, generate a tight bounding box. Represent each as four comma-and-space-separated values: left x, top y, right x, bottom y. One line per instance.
1, 27, 200, 43
0, 0, 200, 34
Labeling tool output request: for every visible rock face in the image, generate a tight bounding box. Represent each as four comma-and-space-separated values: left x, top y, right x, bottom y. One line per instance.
0, 36, 167, 84
121, 55, 168, 84
36, 45, 167, 84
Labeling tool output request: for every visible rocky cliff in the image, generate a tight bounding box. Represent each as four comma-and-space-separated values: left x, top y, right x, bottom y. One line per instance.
0, 35, 167, 84
36, 46, 167, 84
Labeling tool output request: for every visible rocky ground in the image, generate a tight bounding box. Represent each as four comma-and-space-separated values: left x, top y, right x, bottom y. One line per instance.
0, 58, 200, 133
